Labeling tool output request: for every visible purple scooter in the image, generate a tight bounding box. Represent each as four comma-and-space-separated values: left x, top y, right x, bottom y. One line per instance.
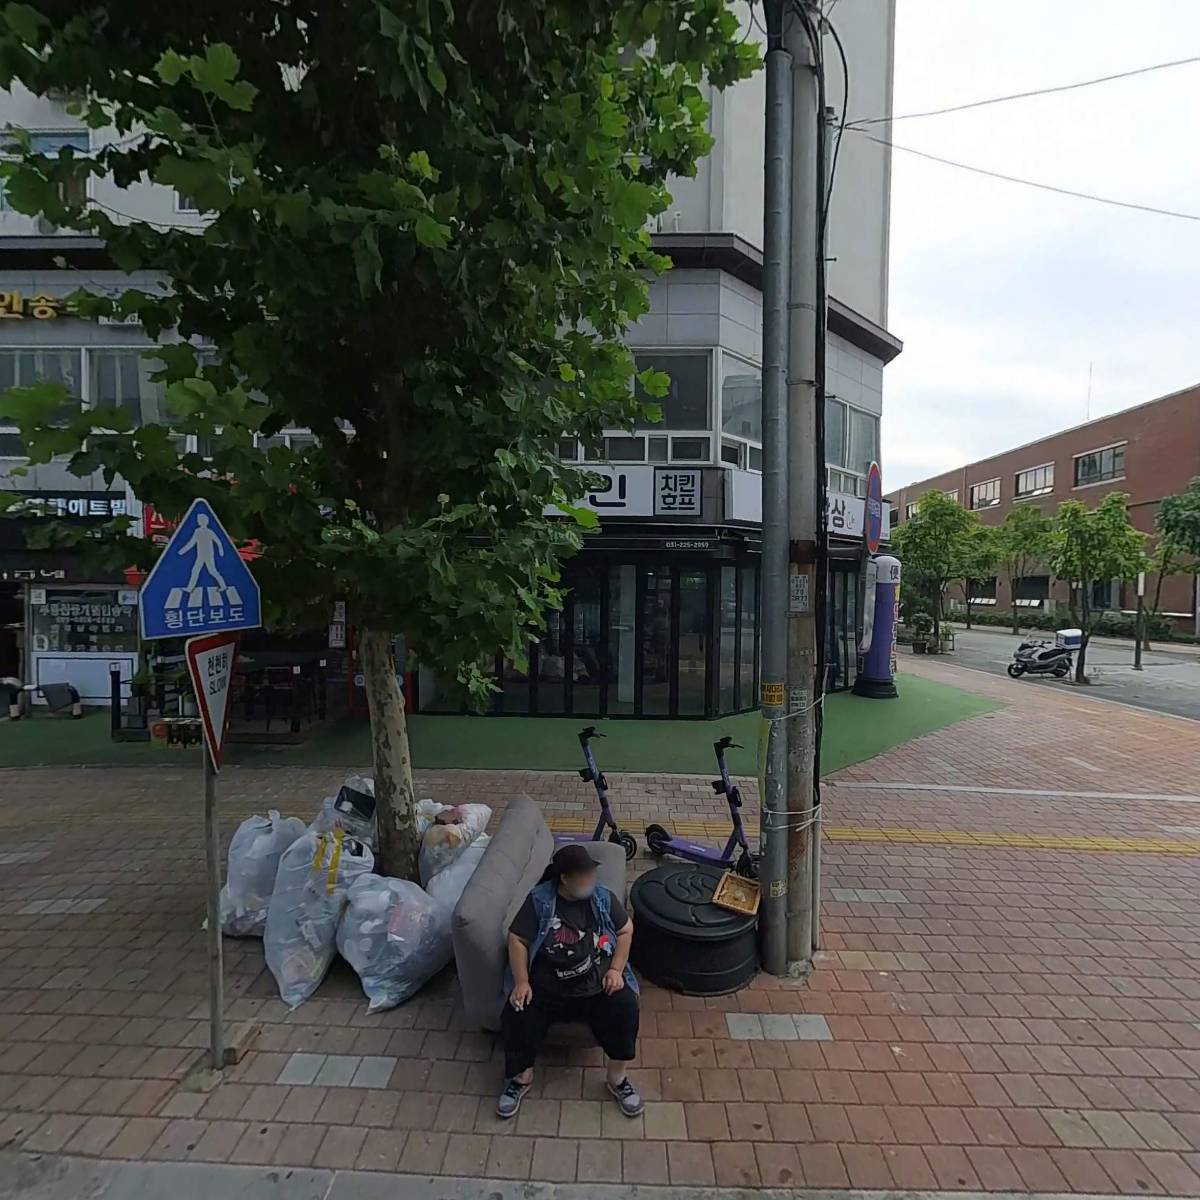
553, 726, 638, 862
645, 736, 758, 878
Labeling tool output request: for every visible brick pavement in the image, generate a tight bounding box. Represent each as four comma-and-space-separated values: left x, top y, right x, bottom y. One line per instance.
4, 656, 1200, 1192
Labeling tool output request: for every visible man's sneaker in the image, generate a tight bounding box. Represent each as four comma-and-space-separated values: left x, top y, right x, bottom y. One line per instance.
496, 1078, 531, 1119
606, 1076, 644, 1117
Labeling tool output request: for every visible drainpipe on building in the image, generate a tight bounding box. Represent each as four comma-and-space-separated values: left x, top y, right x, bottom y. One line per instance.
758, 0, 793, 977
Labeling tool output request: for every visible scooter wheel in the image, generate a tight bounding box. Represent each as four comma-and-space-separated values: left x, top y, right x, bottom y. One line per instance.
645, 824, 670, 856
736, 850, 759, 880
1006, 664, 1024, 678
1053, 663, 1070, 677
611, 830, 638, 861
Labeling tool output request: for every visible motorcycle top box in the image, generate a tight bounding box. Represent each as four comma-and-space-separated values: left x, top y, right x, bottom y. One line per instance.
1055, 628, 1083, 650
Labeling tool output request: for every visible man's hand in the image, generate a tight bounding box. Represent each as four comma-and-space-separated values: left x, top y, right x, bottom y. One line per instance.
509, 981, 533, 1010
602, 969, 624, 995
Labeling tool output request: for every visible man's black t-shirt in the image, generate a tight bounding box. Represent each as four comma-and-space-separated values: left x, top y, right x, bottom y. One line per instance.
510, 890, 628, 999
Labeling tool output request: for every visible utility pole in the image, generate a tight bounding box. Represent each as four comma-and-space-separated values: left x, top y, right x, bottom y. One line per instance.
758, 0, 794, 977
784, 0, 822, 972
1134, 571, 1145, 671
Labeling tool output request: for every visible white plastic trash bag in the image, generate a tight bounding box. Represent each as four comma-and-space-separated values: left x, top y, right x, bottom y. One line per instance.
416, 797, 453, 836
312, 776, 378, 848
336, 875, 453, 1012
425, 834, 490, 913
418, 803, 492, 885
265, 827, 375, 1009
220, 811, 307, 937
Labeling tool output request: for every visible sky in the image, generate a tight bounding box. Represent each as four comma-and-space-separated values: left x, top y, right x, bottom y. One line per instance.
881, 0, 1200, 490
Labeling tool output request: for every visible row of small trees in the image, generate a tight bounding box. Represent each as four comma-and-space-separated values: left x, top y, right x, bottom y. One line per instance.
893, 480, 1200, 682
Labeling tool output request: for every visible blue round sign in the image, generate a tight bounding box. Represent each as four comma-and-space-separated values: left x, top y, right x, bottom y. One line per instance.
864, 461, 883, 554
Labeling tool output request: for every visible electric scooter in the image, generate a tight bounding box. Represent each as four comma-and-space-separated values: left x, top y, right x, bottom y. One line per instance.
553, 726, 638, 861
645, 736, 758, 878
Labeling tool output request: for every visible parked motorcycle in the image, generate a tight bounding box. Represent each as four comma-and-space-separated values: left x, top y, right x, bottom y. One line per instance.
1007, 628, 1080, 679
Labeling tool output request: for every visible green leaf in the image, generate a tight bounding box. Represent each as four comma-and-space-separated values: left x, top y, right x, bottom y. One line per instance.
557, 363, 576, 382
4, 2, 44, 42
155, 48, 188, 85
414, 213, 450, 249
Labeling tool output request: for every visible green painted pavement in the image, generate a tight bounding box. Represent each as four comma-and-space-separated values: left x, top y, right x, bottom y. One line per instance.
0, 673, 999, 775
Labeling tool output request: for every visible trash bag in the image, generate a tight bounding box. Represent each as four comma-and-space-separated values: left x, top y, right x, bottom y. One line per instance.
416, 798, 453, 836
312, 776, 377, 848
425, 834, 490, 913
418, 803, 492, 885
265, 827, 375, 1009
336, 875, 453, 1012
219, 810, 307, 937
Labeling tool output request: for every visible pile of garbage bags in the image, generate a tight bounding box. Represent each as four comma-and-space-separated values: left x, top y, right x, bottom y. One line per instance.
337, 876, 453, 1012
234, 775, 493, 1011
220, 811, 308, 937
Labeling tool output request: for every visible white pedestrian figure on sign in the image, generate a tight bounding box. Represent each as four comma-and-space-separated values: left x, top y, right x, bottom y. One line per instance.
180, 513, 228, 592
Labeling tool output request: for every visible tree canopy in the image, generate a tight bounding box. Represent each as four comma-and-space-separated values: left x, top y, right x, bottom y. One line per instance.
0, 1, 756, 873
1046, 492, 1146, 680
891, 490, 977, 638
995, 503, 1051, 632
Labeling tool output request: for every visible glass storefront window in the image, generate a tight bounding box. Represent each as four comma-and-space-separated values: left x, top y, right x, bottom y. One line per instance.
534, 611, 566, 714
719, 567, 737, 713
641, 567, 672, 715
738, 566, 757, 709
633, 352, 710, 430
499, 654, 529, 713
572, 576, 604, 715
677, 570, 708, 716
607, 565, 637, 715
31, 588, 137, 654
90, 350, 169, 427
0, 349, 82, 428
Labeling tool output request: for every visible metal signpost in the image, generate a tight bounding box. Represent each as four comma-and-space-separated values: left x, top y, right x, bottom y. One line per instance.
138, 499, 261, 1070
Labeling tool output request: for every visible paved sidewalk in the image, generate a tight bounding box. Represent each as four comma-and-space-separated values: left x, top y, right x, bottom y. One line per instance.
4, 657, 1200, 1193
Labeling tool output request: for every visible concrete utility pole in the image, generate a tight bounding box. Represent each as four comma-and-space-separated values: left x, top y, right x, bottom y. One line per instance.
758, 0, 794, 977
784, 0, 822, 971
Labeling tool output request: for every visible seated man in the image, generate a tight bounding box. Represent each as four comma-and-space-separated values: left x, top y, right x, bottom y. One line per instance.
497, 843, 642, 1119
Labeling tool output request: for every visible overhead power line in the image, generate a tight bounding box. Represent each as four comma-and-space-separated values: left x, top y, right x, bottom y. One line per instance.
850, 54, 1200, 128
851, 128, 1200, 224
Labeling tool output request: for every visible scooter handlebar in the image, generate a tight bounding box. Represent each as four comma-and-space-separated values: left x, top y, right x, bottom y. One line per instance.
578, 726, 605, 745
714, 737, 743, 753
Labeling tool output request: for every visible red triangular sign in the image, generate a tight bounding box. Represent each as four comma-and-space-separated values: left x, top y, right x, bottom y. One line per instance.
185, 631, 240, 771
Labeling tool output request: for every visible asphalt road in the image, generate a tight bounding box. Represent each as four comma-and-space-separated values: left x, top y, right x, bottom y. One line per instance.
940, 624, 1200, 721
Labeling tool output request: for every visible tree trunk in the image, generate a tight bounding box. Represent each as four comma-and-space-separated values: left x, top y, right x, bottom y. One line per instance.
1075, 633, 1089, 684
1074, 591, 1090, 684
360, 626, 419, 880
1010, 575, 1020, 634
933, 590, 942, 643
965, 592, 973, 630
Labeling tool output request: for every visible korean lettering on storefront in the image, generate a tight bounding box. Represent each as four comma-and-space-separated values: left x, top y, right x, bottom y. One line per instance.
31, 589, 138, 653
654, 469, 701, 516
0, 291, 73, 320
14, 494, 128, 519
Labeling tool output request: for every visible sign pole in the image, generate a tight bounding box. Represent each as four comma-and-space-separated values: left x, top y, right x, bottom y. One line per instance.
202, 731, 225, 1071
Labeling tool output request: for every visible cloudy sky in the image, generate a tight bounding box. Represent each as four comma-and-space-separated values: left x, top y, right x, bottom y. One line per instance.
881, 0, 1200, 489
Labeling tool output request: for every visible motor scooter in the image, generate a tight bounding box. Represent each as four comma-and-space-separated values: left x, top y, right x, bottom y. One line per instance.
1007, 639, 1073, 678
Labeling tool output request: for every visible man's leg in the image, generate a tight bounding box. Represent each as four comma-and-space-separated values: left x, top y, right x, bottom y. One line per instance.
580, 988, 643, 1116
497, 994, 554, 1117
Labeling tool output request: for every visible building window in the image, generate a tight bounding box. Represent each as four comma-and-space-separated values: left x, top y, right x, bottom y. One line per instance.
603, 436, 645, 462
175, 189, 200, 213
944, 489, 959, 503
1074, 443, 1125, 487
1014, 463, 1054, 497
824, 395, 878, 496
633, 351, 710, 430
969, 478, 1000, 509
89, 349, 170, 427
719, 354, 761, 470
0, 129, 90, 211
969, 577, 997, 602
0, 348, 83, 446
889, 506, 900, 528
905, 501, 919, 520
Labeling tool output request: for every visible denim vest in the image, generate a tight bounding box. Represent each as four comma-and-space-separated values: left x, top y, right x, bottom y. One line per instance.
504, 880, 639, 995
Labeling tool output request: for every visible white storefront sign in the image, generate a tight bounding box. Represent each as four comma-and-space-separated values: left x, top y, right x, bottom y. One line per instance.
725, 470, 890, 539
549, 466, 701, 518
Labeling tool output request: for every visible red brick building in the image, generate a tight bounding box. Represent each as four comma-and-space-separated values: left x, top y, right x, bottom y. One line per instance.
885, 383, 1200, 629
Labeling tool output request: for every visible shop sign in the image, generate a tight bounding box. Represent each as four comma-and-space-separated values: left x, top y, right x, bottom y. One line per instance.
654, 469, 701, 516
864, 461, 884, 554
8, 491, 128, 519
0, 291, 73, 320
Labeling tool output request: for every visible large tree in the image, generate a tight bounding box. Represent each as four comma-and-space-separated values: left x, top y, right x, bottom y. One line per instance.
1154, 478, 1200, 637
892, 490, 977, 643
0, 3, 755, 876
1046, 493, 1146, 683
995, 503, 1052, 634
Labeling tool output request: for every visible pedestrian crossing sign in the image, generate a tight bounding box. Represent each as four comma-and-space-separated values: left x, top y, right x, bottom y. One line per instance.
138, 497, 261, 640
